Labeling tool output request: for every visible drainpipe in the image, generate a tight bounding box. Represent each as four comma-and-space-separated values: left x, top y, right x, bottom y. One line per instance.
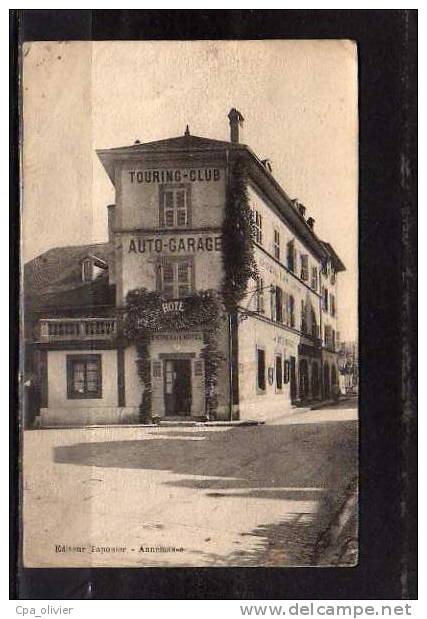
225, 148, 233, 422
228, 311, 233, 421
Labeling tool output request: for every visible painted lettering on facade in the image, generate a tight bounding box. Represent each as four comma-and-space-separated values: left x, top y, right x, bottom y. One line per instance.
128, 168, 221, 184
128, 235, 222, 254
162, 300, 184, 314
151, 332, 203, 341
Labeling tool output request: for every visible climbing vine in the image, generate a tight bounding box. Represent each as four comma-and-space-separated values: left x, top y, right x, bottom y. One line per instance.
221, 155, 258, 310
123, 156, 258, 422
124, 288, 224, 421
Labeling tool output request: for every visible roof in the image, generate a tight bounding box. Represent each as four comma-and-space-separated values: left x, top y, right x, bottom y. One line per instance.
320, 241, 346, 272
97, 127, 346, 270
97, 133, 244, 184
24, 242, 115, 311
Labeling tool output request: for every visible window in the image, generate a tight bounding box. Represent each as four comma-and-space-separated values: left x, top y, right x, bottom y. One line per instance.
254, 210, 263, 244
331, 294, 336, 317
300, 254, 309, 281
287, 240, 296, 272
332, 329, 336, 351
67, 354, 102, 399
274, 229, 280, 260
311, 266, 318, 291
311, 309, 318, 338
159, 185, 190, 228
301, 300, 307, 333
289, 295, 295, 328
257, 348, 266, 392
283, 359, 290, 384
275, 286, 283, 323
82, 259, 93, 282
157, 258, 193, 298
284, 293, 295, 328
256, 277, 265, 313
324, 325, 333, 349
322, 286, 329, 312
331, 270, 336, 285
276, 355, 283, 390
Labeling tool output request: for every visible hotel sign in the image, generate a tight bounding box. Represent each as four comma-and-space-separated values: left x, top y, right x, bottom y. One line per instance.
161, 300, 185, 314
128, 235, 222, 254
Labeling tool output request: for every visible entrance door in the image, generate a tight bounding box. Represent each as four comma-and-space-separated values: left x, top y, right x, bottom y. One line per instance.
299, 359, 309, 401
289, 356, 297, 403
164, 359, 192, 416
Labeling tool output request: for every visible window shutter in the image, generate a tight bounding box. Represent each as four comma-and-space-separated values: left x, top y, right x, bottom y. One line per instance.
159, 187, 165, 228
155, 262, 162, 291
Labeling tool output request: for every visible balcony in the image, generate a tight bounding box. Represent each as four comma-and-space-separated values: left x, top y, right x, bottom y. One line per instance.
38, 318, 117, 342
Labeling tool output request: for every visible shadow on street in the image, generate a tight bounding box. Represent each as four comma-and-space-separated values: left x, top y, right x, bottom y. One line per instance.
53, 419, 358, 565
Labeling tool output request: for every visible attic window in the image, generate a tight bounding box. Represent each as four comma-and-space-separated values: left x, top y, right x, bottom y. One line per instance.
82, 259, 93, 282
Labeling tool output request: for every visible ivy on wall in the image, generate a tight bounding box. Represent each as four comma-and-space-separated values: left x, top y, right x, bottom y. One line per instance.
222, 155, 258, 310
123, 154, 257, 422
124, 288, 224, 422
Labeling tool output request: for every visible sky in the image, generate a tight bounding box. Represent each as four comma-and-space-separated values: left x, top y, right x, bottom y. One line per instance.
22, 40, 358, 339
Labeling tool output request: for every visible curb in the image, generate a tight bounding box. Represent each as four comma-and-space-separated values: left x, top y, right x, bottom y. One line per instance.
35, 419, 265, 430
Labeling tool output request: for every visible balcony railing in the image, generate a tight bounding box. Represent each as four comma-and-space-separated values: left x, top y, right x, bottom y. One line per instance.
38, 318, 117, 342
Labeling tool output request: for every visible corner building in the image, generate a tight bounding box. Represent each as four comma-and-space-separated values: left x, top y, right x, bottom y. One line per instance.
28, 110, 345, 426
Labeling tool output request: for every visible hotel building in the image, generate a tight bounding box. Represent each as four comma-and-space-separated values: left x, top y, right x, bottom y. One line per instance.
24, 109, 345, 427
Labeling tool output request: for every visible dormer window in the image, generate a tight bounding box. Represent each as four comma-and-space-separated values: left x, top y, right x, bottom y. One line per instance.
82, 258, 93, 282
81, 255, 108, 283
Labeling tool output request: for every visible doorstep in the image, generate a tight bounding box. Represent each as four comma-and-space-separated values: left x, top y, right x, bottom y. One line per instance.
36, 419, 265, 430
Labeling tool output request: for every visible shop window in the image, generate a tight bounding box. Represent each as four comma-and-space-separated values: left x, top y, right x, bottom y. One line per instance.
157, 258, 193, 299
273, 229, 280, 260
300, 254, 309, 281
152, 361, 162, 378
276, 355, 283, 390
159, 185, 190, 228
67, 354, 102, 399
254, 210, 263, 244
257, 348, 266, 392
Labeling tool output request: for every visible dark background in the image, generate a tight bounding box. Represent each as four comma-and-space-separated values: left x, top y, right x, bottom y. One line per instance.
10, 9, 417, 600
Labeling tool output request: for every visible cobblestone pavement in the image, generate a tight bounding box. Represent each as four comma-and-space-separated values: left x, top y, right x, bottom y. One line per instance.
23, 399, 358, 567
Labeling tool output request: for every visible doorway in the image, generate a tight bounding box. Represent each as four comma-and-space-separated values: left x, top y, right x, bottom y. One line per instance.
289, 356, 297, 403
164, 358, 192, 416
299, 359, 309, 401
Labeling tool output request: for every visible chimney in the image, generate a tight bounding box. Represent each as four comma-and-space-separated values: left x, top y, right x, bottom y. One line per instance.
292, 199, 306, 218
107, 204, 116, 243
262, 159, 273, 173
228, 108, 244, 143
307, 217, 315, 230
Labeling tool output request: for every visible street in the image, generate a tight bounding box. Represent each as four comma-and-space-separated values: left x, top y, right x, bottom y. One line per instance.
23, 398, 358, 567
